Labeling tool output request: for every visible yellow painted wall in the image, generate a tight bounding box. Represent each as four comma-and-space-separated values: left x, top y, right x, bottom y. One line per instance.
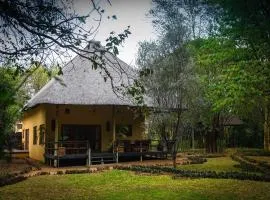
11, 152, 29, 159
45, 105, 146, 152
22, 105, 46, 161
23, 104, 146, 162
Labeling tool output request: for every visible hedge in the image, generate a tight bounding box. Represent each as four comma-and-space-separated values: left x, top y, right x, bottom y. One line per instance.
117, 165, 270, 182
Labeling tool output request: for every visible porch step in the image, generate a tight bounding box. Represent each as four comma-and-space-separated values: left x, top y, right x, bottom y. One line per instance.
91, 153, 116, 164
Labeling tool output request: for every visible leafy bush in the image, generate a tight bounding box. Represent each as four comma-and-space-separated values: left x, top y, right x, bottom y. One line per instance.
57, 171, 64, 175
25, 158, 41, 170
0, 174, 27, 187
241, 156, 270, 171
65, 169, 90, 174
117, 165, 270, 182
186, 156, 207, 164
237, 149, 270, 156
231, 153, 269, 174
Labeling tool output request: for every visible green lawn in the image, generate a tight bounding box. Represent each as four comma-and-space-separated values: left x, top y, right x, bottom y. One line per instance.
179, 157, 240, 172
0, 170, 270, 200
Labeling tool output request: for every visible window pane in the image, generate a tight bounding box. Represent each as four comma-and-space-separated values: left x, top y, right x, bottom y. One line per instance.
39, 124, 45, 145
33, 126, 37, 145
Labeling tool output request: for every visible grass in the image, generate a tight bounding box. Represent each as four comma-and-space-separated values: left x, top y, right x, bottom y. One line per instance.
1, 154, 269, 199
0, 170, 270, 200
178, 157, 241, 172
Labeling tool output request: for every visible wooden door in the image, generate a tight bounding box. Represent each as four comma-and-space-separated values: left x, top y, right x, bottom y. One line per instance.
86, 126, 101, 152
25, 129, 29, 150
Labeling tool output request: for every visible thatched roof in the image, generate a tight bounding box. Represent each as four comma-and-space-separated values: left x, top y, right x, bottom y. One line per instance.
25, 43, 138, 109
223, 116, 243, 126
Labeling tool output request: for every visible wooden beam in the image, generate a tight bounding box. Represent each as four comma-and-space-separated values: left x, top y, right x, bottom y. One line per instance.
112, 105, 116, 152
54, 119, 59, 167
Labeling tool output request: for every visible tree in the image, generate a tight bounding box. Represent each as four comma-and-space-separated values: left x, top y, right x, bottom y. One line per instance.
23, 64, 59, 96
0, 66, 24, 158
0, 0, 132, 94
147, 0, 226, 154
205, 0, 270, 150
137, 32, 193, 166
150, 0, 270, 151
150, 0, 215, 40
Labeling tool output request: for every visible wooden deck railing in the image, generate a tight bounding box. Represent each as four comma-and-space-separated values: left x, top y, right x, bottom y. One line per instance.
113, 139, 163, 153
45, 140, 89, 157
45, 139, 167, 167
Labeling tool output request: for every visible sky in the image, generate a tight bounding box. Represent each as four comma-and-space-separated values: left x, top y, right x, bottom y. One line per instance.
76, 0, 157, 66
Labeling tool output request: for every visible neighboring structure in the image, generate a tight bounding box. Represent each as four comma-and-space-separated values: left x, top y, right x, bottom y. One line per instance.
15, 121, 23, 134
22, 43, 162, 166
13, 121, 23, 150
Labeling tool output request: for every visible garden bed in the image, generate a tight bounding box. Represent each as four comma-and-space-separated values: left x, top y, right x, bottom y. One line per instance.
0, 159, 34, 187
117, 165, 270, 182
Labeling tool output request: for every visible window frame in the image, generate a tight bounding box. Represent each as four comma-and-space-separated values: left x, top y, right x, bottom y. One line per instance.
33, 126, 38, 145
39, 124, 45, 145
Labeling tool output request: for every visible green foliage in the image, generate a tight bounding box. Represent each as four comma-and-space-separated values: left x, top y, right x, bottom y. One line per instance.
206, 0, 270, 150
118, 165, 270, 182
180, 157, 240, 172
237, 148, 270, 156
190, 37, 269, 115
208, 0, 270, 59
231, 154, 266, 174
0, 67, 24, 157
105, 26, 131, 56
24, 64, 59, 96
226, 122, 263, 148
0, 64, 56, 156
146, 0, 270, 151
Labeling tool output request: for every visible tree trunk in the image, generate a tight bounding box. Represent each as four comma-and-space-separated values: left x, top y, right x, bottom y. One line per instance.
205, 114, 220, 153
172, 151, 177, 168
264, 98, 270, 151
205, 130, 217, 153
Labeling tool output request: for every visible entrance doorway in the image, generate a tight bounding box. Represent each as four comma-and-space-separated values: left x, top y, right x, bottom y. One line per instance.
25, 129, 29, 150
61, 125, 101, 152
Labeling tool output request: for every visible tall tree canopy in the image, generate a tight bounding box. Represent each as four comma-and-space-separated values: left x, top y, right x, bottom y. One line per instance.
0, 66, 25, 156
0, 0, 132, 96
140, 0, 269, 152
204, 0, 270, 150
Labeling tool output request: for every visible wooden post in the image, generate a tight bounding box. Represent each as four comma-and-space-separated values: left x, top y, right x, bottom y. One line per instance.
140, 141, 143, 162
87, 142, 91, 166
192, 128, 195, 150
112, 105, 116, 164
112, 105, 116, 145
116, 146, 119, 163
54, 119, 59, 168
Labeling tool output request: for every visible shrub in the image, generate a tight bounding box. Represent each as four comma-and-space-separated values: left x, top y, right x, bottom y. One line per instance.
186, 156, 207, 164
57, 171, 64, 175
117, 165, 270, 182
65, 169, 89, 174
237, 149, 270, 156
231, 154, 268, 174
0, 174, 27, 187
